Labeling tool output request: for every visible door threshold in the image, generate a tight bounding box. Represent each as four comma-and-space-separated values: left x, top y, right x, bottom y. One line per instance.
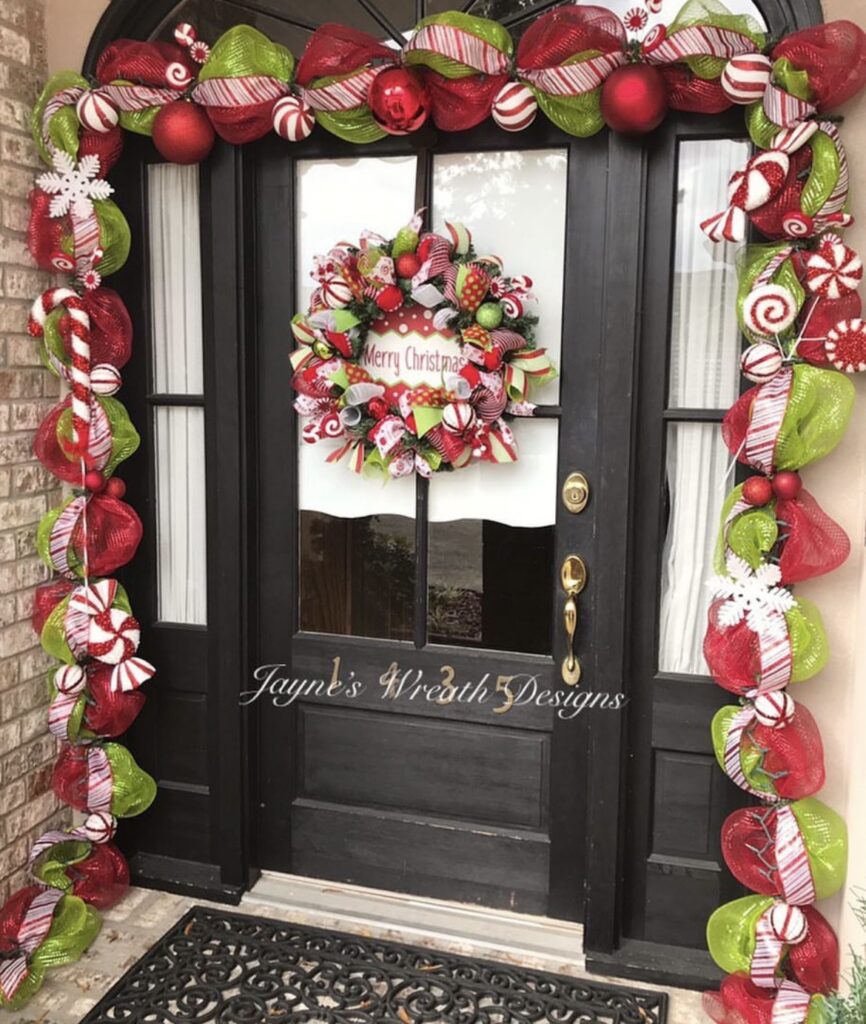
244, 871, 585, 977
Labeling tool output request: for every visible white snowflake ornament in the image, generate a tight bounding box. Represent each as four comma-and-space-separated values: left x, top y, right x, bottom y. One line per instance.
708, 552, 796, 635
36, 151, 113, 220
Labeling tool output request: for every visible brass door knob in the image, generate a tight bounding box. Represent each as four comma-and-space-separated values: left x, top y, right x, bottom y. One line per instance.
561, 555, 587, 685
562, 472, 589, 514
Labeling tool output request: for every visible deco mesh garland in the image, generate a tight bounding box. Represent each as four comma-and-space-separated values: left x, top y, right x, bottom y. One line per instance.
2, 1, 866, 1016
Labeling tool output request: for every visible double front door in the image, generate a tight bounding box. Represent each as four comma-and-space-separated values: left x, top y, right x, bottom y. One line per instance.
253, 122, 616, 921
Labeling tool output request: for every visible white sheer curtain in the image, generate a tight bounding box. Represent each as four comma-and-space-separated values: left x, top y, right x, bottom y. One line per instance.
658, 140, 749, 674
148, 164, 207, 624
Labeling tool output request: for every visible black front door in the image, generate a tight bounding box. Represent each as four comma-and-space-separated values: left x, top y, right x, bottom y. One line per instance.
251, 121, 620, 920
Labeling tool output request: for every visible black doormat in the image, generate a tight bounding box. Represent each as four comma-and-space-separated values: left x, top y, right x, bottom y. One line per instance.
78, 905, 668, 1024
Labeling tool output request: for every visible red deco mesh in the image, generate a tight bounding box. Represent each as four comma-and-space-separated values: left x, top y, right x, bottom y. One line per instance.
704, 599, 761, 695
748, 147, 811, 241
773, 22, 866, 110
777, 490, 850, 584
205, 100, 276, 145
749, 702, 825, 800
52, 744, 90, 812
84, 663, 146, 739
71, 495, 143, 578
419, 69, 510, 131
722, 386, 756, 463
79, 126, 124, 176
295, 23, 395, 85
722, 805, 786, 898
61, 287, 133, 369
69, 842, 129, 910
34, 398, 84, 485
28, 189, 66, 271
787, 906, 839, 994
703, 974, 775, 1024
0, 886, 44, 955
662, 65, 733, 113
32, 578, 74, 637
516, 5, 625, 68
95, 39, 194, 87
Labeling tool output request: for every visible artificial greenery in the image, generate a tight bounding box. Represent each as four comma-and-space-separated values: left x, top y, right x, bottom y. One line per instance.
825, 890, 866, 1024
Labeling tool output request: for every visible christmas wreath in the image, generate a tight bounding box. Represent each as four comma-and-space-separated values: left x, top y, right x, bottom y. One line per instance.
290, 213, 556, 478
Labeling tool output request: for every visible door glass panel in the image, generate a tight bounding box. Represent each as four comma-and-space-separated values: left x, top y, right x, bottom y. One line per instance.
658, 423, 729, 674
668, 139, 749, 410
428, 519, 553, 653
300, 512, 414, 641
154, 407, 207, 624
148, 165, 203, 395
432, 149, 567, 405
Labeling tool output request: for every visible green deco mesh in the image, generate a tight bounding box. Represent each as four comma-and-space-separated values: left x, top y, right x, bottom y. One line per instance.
707, 894, 773, 975
31, 71, 89, 166
711, 705, 775, 795
790, 797, 848, 901
40, 308, 67, 374
32, 838, 91, 891
666, 0, 764, 80
93, 200, 131, 277
532, 83, 604, 139
775, 364, 855, 471
404, 12, 512, 78
737, 243, 805, 344
56, 395, 141, 480
0, 895, 100, 1011
313, 93, 387, 144
105, 742, 157, 817
117, 96, 159, 137
39, 583, 133, 663
787, 597, 828, 682
199, 24, 294, 83
714, 484, 778, 572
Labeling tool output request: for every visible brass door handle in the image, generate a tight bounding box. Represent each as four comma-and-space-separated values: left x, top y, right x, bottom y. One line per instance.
561, 555, 587, 686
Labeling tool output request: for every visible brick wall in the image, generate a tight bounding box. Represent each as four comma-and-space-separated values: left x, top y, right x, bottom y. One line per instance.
0, 0, 70, 903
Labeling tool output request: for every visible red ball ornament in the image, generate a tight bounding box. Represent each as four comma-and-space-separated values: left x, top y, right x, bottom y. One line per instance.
152, 101, 215, 165
104, 477, 126, 499
84, 470, 105, 493
742, 475, 773, 507
375, 285, 404, 312
600, 64, 668, 135
368, 68, 430, 136
367, 397, 389, 420
773, 471, 802, 501
395, 252, 421, 279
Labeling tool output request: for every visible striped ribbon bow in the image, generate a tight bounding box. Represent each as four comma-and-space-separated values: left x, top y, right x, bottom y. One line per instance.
751, 902, 808, 988
774, 806, 817, 906
0, 888, 63, 1000
745, 368, 794, 476
772, 980, 813, 1023
722, 704, 783, 801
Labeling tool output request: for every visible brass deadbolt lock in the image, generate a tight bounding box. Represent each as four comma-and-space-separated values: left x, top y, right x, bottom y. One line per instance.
562, 472, 590, 514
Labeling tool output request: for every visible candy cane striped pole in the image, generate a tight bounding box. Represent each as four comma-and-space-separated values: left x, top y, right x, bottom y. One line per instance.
29, 288, 92, 458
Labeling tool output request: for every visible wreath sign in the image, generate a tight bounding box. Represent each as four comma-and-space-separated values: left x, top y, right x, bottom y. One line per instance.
290, 213, 556, 479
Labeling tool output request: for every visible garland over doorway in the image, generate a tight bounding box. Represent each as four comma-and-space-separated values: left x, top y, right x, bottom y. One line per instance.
1, 2, 865, 1017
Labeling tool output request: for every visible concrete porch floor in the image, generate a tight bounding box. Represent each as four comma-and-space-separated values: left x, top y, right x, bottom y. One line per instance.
6, 885, 706, 1023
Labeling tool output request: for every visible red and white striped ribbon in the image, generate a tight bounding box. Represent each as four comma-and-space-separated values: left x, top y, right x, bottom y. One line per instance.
300, 67, 385, 113
192, 75, 288, 108
722, 705, 780, 800
411, 234, 453, 288
99, 82, 178, 112
0, 887, 63, 1000
755, 611, 794, 694
763, 84, 816, 128
29, 288, 92, 457
405, 23, 510, 75
755, 248, 795, 288
48, 495, 88, 579
745, 367, 793, 475
86, 746, 113, 813
643, 25, 756, 64
751, 906, 788, 988
817, 122, 849, 221
47, 691, 80, 741
775, 805, 817, 906
517, 52, 626, 97
40, 86, 85, 153
772, 980, 813, 1023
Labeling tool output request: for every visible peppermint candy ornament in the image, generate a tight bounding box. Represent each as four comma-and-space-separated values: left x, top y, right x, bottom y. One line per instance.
165, 61, 194, 90
743, 283, 798, 337
491, 83, 538, 132
720, 54, 772, 105
825, 318, 866, 372
54, 664, 86, 696
442, 401, 476, 434
769, 902, 809, 945
273, 95, 315, 142
740, 341, 783, 383
782, 212, 815, 239
701, 151, 790, 243
174, 22, 197, 47
753, 690, 796, 729
89, 607, 140, 665
804, 238, 863, 300
320, 276, 353, 309
79, 811, 117, 844
501, 293, 524, 319
75, 91, 119, 134
90, 363, 122, 396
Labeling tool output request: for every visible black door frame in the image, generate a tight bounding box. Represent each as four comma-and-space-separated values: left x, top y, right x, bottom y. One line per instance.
85, 0, 823, 989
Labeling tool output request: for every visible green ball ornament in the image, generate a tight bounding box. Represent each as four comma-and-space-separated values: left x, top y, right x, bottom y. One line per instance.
476, 302, 503, 329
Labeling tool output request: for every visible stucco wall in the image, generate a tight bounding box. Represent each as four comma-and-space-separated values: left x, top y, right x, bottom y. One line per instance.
42, 0, 866, 967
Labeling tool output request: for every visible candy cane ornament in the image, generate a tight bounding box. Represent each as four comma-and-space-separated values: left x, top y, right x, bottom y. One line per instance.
29, 288, 92, 458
